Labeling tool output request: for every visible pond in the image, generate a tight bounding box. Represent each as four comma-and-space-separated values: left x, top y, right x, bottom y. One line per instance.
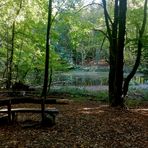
52, 71, 148, 91
53, 71, 108, 86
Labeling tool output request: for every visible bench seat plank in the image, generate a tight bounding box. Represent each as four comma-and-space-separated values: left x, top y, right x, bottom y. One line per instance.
0, 108, 59, 125
0, 98, 59, 125
0, 108, 59, 114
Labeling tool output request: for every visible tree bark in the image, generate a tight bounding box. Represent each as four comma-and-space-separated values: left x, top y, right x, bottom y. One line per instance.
41, 0, 52, 123
6, 0, 23, 89
102, 0, 147, 107
42, 0, 52, 97
6, 22, 15, 89
102, 0, 127, 107
114, 0, 127, 106
108, 0, 118, 106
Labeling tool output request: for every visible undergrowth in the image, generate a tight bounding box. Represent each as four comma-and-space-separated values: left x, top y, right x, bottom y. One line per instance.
49, 87, 148, 107
50, 87, 108, 102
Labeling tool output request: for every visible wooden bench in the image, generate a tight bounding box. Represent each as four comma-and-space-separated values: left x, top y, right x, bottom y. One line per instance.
0, 107, 59, 125
0, 97, 60, 125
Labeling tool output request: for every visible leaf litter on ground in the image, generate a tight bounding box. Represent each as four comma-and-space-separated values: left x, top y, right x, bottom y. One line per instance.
0, 100, 147, 148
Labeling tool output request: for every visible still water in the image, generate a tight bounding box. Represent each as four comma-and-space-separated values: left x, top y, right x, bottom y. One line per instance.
52, 71, 148, 90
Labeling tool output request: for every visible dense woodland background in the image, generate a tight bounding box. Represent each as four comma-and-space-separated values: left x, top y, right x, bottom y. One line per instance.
0, 0, 147, 102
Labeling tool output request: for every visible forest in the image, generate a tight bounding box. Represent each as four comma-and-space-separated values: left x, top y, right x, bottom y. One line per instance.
0, 0, 148, 147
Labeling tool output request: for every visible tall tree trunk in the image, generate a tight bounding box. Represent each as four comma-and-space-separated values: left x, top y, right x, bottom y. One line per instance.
6, 0, 23, 89
102, 0, 126, 107
6, 22, 15, 89
42, 0, 52, 97
108, 0, 118, 106
48, 64, 53, 93
114, 0, 127, 106
102, 0, 147, 107
108, 49, 116, 105
41, 0, 52, 123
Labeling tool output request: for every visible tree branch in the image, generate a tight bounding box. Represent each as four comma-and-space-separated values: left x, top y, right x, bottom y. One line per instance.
123, 0, 147, 97
100, 36, 106, 51
77, 2, 113, 25
77, 2, 103, 12
102, 0, 112, 43
93, 28, 109, 40
51, 0, 66, 25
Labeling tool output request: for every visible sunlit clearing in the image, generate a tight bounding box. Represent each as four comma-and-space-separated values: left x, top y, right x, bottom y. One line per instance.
131, 108, 148, 116
80, 110, 104, 114
78, 106, 106, 114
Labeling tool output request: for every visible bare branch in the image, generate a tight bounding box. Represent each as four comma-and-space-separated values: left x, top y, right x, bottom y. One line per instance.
100, 36, 106, 51
77, 2, 103, 12
77, 2, 113, 25
93, 28, 109, 40
51, 0, 67, 25
140, 0, 147, 36
102, 0, 112, 42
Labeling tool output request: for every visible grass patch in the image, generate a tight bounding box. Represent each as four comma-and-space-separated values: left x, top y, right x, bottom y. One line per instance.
125, 99, 143, 107
125, 88, 148, 107
128, 88, 148, 101
49, 86, 147, 107
50, 87, 108, 102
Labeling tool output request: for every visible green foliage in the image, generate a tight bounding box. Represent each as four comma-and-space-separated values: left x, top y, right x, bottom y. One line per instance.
0, 0, 72, 86
50, 86, 108, 102
125, 0, 148, 72
0, 0, 147, 90
125, 88, 148, 107
125, 99, 143, 107
143, 91, 148, 101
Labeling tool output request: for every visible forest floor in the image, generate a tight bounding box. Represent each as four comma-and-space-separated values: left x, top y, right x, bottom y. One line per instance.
0, 100, 148, 148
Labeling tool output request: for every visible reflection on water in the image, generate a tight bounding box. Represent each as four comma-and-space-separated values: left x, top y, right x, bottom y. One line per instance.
52, 71, 148, 89
53, 72, 108, 86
